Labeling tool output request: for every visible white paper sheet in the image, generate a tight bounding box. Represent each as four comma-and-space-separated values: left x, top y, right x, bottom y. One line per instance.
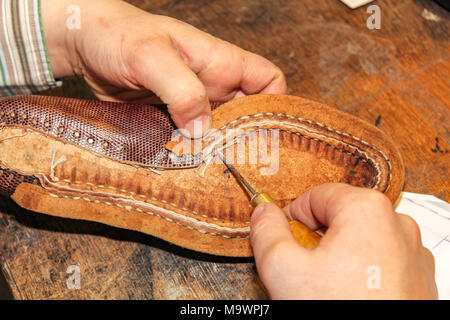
395, 192, 450, 300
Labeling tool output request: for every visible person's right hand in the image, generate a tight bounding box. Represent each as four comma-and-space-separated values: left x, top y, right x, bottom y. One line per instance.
250, 183, 438, 299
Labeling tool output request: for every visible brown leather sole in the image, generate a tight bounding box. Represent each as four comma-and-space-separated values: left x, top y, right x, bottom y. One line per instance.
0, 94, 404, 257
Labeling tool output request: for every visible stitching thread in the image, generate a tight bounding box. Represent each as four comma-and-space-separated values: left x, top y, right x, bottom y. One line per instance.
47, 192, 248, 239
51, 178, 245, 224
200, 115, 391, 189
212, 113, 391, 174
0, 132, 252, 231
1, 112, 393, 239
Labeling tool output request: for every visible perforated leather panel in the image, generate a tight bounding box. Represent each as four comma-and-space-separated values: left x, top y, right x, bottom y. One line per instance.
0, 167, 38, 196
0, 95, 203, 170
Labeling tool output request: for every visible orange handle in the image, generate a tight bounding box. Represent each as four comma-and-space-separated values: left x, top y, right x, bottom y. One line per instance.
251, 192, 321, 249
288, 220, 320, 249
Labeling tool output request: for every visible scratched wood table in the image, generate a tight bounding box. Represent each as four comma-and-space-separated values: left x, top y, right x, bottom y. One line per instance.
0, 0, 448, 299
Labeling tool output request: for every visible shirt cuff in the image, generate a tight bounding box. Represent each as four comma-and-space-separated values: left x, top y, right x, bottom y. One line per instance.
0, 0, 61, 96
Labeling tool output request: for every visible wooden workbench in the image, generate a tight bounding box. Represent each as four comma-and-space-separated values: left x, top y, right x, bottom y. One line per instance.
0, 0, 448, 299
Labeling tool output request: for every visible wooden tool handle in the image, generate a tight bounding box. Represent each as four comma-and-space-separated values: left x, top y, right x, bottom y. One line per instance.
251, 192, 321, 249
289, 220, 320, 249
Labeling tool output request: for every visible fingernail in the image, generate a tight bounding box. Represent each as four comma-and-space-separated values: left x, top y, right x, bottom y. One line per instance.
252, 203, 267, 221
184, 114, 211, 139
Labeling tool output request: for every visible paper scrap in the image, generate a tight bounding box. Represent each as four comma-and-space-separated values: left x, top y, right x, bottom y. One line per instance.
395, 192, 450, 300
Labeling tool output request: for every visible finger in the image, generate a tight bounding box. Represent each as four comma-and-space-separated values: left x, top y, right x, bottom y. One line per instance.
396, 214, 423, 246
238, 49, 287, 96
169, 26, 287, 100
132, 38, 211, 137
250, 203, 307, 269
284, 187, 323, 231
202, 47, 287, 100
418, 246, 438, 299
285, 183, 394, 231
91, 85, 163, 104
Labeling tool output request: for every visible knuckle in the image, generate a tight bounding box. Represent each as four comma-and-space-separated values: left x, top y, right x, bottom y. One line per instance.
127, 36, 172, 75
141, 34, 169, 51
353, 189, 393, 216
422, 247, 436, 268
273, 69, 287, 91
209, 40, 235, 58
184, 82, 207, 103
363, 189, 392, 206
398, 214, 421, 239
129, 35, 169, 60
169, 81, 207, 114
205, 40, 239, 75
332, 188, 395, 224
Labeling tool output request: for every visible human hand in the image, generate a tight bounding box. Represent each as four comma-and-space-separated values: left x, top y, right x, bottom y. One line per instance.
250, 183, 437, 299
41, 0, 286, 136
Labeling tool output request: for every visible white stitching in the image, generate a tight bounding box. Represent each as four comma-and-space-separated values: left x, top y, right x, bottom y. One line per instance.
1, 112, 394, 239
47, 192, 247, 239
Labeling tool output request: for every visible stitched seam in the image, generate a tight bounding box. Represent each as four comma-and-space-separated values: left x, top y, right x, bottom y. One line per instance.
0, 134, 250, 226
1, 113, 394, 238
47, 192, 247, 239
204, 128, 380, 184
49, 178, 247, 225
0, 157, 250, 238
202, 118, 391, 189
50, 123, 385, 219
212, 113, 391, 173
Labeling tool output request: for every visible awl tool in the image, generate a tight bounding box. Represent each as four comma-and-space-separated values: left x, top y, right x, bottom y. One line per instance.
218, 152, 321, 249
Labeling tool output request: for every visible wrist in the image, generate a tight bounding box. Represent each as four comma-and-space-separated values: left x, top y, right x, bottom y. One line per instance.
40, 0, 140, 79
40, 0, 80, 78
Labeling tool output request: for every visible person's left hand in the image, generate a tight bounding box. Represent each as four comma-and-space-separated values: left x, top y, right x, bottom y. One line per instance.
42, 0, 287, 136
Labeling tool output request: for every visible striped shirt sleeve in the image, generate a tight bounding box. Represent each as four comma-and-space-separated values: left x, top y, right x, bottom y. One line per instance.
0, 0, 60, 96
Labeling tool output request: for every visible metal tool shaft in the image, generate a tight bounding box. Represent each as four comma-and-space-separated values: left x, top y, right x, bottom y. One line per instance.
217, 151, 321, 249
217, 152, 257, 196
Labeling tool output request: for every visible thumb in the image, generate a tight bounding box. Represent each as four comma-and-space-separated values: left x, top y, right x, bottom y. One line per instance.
250, 203, 307, 265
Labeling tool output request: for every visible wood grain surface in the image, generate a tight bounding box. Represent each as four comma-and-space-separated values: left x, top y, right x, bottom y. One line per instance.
0, 0, 448, 299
